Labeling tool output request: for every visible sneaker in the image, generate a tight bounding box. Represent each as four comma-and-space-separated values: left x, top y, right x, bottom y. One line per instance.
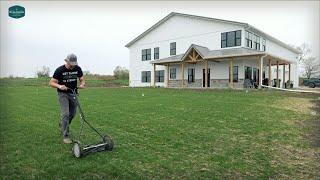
63, 138, 72, 144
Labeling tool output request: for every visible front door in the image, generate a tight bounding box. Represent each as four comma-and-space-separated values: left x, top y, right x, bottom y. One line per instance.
203, 69, 210, 87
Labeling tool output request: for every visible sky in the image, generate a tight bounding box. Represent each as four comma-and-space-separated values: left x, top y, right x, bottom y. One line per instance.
0, 1, 319, 77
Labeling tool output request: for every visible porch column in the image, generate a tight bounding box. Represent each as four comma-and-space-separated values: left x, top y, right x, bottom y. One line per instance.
268, 59, 272, 86
229, 59, 233, 88
276, 61, 279, 88
153, 64, 156, 87
181, 63, 184, 87
205, 60, 208, 88
288, 64, 291, 82
283, 64, 286, 88
258, 56, 263, 89
166, 64, 170, 88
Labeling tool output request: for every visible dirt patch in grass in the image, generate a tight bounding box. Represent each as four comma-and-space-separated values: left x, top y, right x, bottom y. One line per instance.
303, 97, 320, 148
270, 94, 320, 178
271, 142, 320, 179
272, 97, 314, 115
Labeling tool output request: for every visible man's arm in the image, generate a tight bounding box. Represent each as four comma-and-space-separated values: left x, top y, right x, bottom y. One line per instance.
79, 76, 86, 88
49, 78, 67, 90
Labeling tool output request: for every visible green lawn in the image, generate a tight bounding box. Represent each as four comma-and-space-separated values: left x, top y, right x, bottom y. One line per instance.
0, 80, 319, 179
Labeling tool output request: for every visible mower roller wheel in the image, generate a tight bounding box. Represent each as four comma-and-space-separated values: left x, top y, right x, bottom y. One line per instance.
103, 135, 114, 151
73, 142, 82, 158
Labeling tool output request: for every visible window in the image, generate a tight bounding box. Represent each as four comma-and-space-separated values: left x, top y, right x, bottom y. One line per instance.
236, 30, 241, 46
188, 68, 195, 83
141, 71, 151, 82
170, 68, 176, 79
221, 33, 227, 48
156, 70, 164, 82
262, 38, 266, 51
221, 30, 241, 48
253, 68, 257, 82
233, 66, 238, 82
246, 31, 262, 50
154, 47, 159, 60
255, 36, 260, 50
170, 42, 176, 55
244, 66, 252, 79
227, 31, 236, 47
245, 31, 253, 48
142, 49, 151, 61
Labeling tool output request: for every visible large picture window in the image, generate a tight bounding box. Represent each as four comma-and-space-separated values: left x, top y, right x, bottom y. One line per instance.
141, 71, 151, 82
170, 68, 176, 79
142, 49, 151, 61
156, 70, 164, 82
188, 68, 195, 83
170, 42, 176, 55
221, 30, 241, 48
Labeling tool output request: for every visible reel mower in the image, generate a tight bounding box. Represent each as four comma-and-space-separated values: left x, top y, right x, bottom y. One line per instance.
69, 88, 114, 158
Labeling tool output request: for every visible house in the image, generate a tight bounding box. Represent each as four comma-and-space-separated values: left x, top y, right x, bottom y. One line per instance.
125, 12, 300, 89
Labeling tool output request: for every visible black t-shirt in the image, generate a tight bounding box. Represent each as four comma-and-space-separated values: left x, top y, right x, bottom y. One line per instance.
53, 65, 83, 93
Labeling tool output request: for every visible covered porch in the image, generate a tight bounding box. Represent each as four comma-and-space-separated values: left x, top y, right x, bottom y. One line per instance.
150, 44, 294, 89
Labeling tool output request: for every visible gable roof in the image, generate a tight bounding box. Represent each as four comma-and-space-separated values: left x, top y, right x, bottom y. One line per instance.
125, 12, 300, 54
180, 44, 210, 61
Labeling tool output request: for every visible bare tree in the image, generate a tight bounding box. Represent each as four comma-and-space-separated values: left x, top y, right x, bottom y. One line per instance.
113, 66, 129, 80
295, 43, 311, 63
293, 43, 319, 78
37, 66, 50, 78
303, 57, 320, 78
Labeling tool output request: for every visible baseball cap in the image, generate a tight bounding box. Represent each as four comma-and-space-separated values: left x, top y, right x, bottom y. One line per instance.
65, 54, 78, 66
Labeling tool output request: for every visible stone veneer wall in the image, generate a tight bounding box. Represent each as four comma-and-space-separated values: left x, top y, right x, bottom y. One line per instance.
168, 79, 245, 88
168, 79, 202, 88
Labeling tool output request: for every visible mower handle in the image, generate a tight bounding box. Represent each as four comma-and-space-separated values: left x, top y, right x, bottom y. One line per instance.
67, 87, 79, 95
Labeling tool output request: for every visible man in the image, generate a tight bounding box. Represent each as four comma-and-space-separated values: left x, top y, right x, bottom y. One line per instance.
49, 54, 85, 144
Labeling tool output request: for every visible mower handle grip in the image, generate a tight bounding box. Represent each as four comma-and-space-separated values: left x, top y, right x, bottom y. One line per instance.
67, 87, 79, 94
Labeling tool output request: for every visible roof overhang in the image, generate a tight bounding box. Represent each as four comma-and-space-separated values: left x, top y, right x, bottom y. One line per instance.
150, 46, 295, 65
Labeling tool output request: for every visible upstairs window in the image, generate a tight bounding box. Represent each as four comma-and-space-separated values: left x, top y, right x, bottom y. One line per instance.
154, 47, 159, 60
245, 31, 253, 48
170, 42, 176, 55
221, 30, 241, 48
262, 38, 266, 51
142, 49, 151, 61
246, 31, 262, 51
255, 36, 260, 50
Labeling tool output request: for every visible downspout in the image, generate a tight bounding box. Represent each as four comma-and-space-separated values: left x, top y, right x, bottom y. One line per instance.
259, 54, 268, 89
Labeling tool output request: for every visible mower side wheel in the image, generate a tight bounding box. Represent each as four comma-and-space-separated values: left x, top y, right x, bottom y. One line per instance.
73, 142, 82, 158
103, 135, 114, 151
